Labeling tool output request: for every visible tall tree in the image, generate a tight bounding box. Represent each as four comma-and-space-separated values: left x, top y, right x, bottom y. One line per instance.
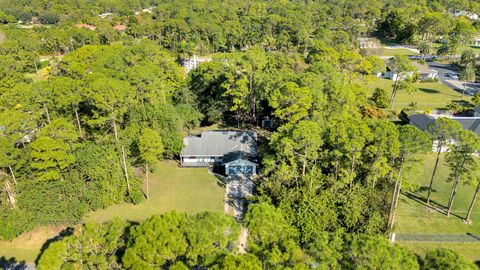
388, 56, 415, 109
464, 175, 480, 224
138, 128, 164, 199
460, 63, 476, 98
426, 118, 462, 205
388, 125, 431, 230
445, 130, 480, 216
87, 77, 135, 142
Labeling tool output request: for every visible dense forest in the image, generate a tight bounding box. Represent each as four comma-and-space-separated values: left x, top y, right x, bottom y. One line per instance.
1, 0, 480, 268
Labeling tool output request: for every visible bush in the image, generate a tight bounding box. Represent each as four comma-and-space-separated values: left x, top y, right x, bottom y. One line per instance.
370, 88, 389, 108
422, 248, 476, 270
39, 13, 60, 24
0, 208, 34, 240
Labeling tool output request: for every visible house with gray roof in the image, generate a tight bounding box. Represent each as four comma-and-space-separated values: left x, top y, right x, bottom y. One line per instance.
408, 112, 480, 151
408, 113, 480, 137
181, 130, 258, 176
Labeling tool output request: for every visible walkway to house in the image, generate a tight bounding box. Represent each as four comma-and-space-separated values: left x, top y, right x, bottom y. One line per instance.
224, 174, 254, 220
223, 174, 254, 253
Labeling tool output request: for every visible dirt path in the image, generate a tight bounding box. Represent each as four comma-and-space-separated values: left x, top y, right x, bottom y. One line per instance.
224, 175, 253, 252
238, 228, 248, 254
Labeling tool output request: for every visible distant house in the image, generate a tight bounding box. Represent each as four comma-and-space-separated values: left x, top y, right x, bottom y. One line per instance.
472, 36, 480, 47
183, 55, 212, 73
99, 12, 114, 19
181, 131, 258, 176
113, 25, 127, 31
378, 60, 438, 81
408, 110, 480, 150
75, 23, 96, 30
358, 37, 380, 49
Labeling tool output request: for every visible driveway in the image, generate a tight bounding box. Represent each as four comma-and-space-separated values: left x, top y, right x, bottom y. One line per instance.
425, 62, 479, 94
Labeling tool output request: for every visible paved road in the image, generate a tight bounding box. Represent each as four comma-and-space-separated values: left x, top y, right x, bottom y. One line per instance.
426, 61, 479, 95
426, 61, 459, 81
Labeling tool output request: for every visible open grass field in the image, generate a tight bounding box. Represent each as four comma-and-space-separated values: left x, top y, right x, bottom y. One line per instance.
431, 43, 480, 56
400, 242, 480, 263
395, 153, 480, 262
84, 160, 225, 223
381, 48, 418, 56
365, 78, 468, 111
0, 160, 225, 263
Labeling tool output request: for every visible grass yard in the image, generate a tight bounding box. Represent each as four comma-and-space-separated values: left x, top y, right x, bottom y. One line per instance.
400, 242, 480, 263
0, 225, 66, 263
431, 43, 480, 56
84, 160, 225, 223
381, 48, 418, 56
0, 160, 225, 262
395, 153, 480, 262
365, 78, 467, 111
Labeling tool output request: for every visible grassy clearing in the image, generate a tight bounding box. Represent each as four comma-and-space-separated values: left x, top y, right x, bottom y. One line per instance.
84, 160, 224, 223
381, 48, 418, 56
431, 43, 480, 56
0, 160, 225, 262
399, 242, 480, 263
0, 225, 65, 263
395, 153, 480, 262
365, 78, 467, 111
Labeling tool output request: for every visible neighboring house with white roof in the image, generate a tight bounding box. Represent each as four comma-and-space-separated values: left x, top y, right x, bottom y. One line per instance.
378, 60, 438, 81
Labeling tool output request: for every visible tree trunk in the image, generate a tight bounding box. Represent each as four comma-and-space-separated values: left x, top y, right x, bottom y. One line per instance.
463, 83, 466, 98
447, 158, 466, 216
302, 159, 306, 178
349, 151, 356, 188
427, 142, 442, 205
74, 109, 84, 139
121, 145, 130, 194
34, 59, 39, 76
8, 166, 17, 186
145, 163, 149, 200
447, 176, 460, 216
43, 104, 51, 124
465, 181, 480, 223
389, 81, 398, 110
388, 155, 404, 230
3, 179, 16, 209
112, 114, 118, 142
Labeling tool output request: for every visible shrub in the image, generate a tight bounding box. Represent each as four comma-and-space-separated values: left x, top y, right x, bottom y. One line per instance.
370, 88, 389, 108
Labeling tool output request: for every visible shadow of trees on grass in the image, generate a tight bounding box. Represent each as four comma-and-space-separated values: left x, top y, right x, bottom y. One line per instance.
0, 257, 27, 270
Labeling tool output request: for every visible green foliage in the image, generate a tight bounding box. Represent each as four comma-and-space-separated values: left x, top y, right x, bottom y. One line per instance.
344, 235, 420, 269
138, 128, 164, 167
370, 87, 389, 108
37, 219, 128, 269
122, 211, 240, 269
422, 248, 477, 270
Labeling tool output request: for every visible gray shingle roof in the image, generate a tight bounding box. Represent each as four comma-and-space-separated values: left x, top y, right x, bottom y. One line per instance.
181, 130, 257, 157
408, 114, 480, 136
408, 114, 436, 131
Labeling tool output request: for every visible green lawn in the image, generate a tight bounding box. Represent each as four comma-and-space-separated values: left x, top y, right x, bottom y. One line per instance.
400, 242, 480, 263
381, 48, 418, 56
365, 78, 467, 111
0, 160, 225, 262
84, 160, 225, 223
431, 43, 480, 56
395, 153, 480, 262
